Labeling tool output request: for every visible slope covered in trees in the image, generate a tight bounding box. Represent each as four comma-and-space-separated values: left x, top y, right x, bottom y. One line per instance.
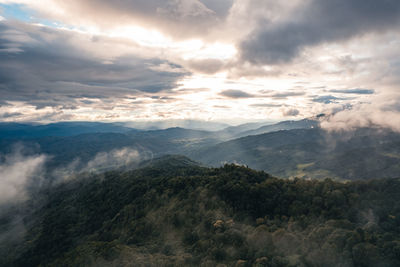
190, 127, 400, 180
0, 122, 134, 138
2, 122, 400, 180
1, 156, 399, 266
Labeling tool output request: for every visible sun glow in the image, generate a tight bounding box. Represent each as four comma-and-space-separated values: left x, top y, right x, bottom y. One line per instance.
108, 25, 237, 60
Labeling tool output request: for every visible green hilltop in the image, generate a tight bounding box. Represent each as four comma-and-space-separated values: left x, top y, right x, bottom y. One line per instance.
2, 157, 399, 267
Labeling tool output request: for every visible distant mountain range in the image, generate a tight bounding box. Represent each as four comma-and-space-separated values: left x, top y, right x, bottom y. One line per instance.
1, 119, 400, 180
0, 119, 316, 139
0, 122, 133, 138
121, 119, 230, 131
235, 118, 318, 138
189, 127, 400, 180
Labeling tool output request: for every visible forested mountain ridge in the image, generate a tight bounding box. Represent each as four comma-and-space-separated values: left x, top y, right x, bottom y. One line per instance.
1, 157, 399, 266
0, 122, 134, 138
190, 127, 400, 180
232, 119, 319, 138
0, 128, 220, 170
2, 120, 400, 180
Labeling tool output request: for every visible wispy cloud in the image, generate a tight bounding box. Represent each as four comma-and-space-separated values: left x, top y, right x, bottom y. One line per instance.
330, 88, 375, 95
219, 89, 255, 99
0, 149, 46, 204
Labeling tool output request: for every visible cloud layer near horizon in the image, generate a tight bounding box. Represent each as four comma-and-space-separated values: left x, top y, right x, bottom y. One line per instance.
0, 0, 399, 128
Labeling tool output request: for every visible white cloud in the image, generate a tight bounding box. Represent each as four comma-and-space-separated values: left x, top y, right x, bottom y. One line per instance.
86, 148, 141, 171
0, 151, 46, 204
321, 95, 400, 132
0, 1, 399, 125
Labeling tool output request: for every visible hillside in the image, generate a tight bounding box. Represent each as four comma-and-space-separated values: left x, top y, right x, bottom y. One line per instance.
0, 127, 221, 171
1, 158, 399, 266
190, 128, 400, 180
234, 119, 319, 138
0, 122, 134, 139
2, 120, 400, 180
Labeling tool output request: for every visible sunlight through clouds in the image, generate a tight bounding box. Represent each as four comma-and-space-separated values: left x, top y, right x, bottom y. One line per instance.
0, 0, 399, 127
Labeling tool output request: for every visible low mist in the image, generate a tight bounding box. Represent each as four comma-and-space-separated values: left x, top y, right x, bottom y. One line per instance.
0, 150, 46, 205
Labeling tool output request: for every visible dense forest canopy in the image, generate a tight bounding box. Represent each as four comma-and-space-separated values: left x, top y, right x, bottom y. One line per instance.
1, 156, 399, 266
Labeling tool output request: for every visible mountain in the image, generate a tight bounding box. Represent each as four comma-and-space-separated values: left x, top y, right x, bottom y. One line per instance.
0, 119, 316, 140
235, 119, 319, 138
0, 127, 222, 172
129, 127, 221, 145
215, 121, 275, 138
0, 132, 157, 169
2, 119, 400, 180
0, 122, 134, 139
189, 127, 400, 180
121, 120, 229, 131
1, 158, 399, 266
210, 119, 319, 140
138, 154, 202, 169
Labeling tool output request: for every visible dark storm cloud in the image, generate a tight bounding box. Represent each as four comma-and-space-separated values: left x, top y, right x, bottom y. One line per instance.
0, 21, 189, 108
219, 89, 255, 98
330, 88, 375, 95
240, 0, 400, 64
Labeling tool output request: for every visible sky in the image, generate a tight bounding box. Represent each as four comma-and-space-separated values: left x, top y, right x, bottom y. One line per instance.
0, 0, 400, 127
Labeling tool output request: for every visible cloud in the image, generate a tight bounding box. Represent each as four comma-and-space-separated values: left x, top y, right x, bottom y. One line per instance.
201, 0, 233, 16
321, 95, 400, 132
50, 147, 145, 180
282, 108, 299, 117
0, 1, 399, 125
10, 0, 234, 39
219, 89, 255, 98
227, 63, 282, 79
0, 20, 189, 109
240, 0, 400, 64
270, 91, 305, 99
0, 150, 46, 204
330, 88, 375, 95
86, 148, 141, 171
312, 95, 349, 104
219, 89, 305, 100
0, 112, 23, 118
185, 58, 225, 74
250, 103, 282, 108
